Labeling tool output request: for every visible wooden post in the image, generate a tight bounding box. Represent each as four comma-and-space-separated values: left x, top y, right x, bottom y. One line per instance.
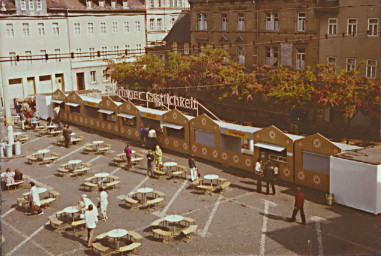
307, 240, 311, 256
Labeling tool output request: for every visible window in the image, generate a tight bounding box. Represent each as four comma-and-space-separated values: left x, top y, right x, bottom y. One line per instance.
103, 69, 110, 81
135, 21, 141, 32
87, 23, 94, 35
368, 18, 378, 36
100, 22, 106, 34
111, 0, 116, 8
6, 24, 14, 38
302, 152, 329, 174
22, 23, 30, 37
29, 0, 34, 10
89, 48, 95, 60
265, 46, 278, 67
83, 105, 98, 117
346, 58, 356, 72
221, 14, 228, 31
102, 46, 108, 58
266, 13, 279, 31
99, 0, 105, 8
9, 52, 17, 67
171, 17, 176, 27
36, 0, 42, 10
165, 125, 184, 139
157, 19, 162, 30
25, 51, 32, 64
366, 60, 377, 78
40, 50, 47, 63
158, 0, 162, 7
90, 71, 96, 83
112, 22, 118, 33
149, 19, 155, 31
123, 0, 128, 8
125, 45, 130, 55
122, 116, 136, 127
327, 56, 336, 66
114, 46, 119, 56
86, 0, 92, 8
198, 14, 207, 31
123, 21, 129, 32
296, 48, 306, 70
237, 47, 245, 65
37, 23, 45, 36
328, 18, 337, 35
237, 13, 245, 31
20, 0, 26, 10
149, 0, 154, 7
54, 49, 61, 62
184, 42, 189, 55
172, 42, 177, 53
52, 22, 60, 35
347, 18, 357, 36
75, 48, 82, 60
136, 44, 142, 55
102, 113, 116, 122
297, 12, 306, 32
74, 23, 80, 35
195, 129, 215, 147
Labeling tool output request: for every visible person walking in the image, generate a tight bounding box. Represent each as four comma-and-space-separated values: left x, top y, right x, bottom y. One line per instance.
288, 187, 306, 225
146, 149, 155, 177
26, 182, 43, 215
98, 187, 108, 221
64, 125, 72, 148
53, 105, 60, 123
188, 157, 198, 181
148, 126, 157, 150
124, 143, 132, 171
265, 163, 276, 195
85, 204, 98, 248
255, 159, 264, 193
154, 145, 163, 170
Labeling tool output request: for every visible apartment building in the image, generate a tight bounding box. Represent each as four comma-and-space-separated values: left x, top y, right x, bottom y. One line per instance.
145, 0, 190, 47
317, 0, 379, 78
0, 0, 146, 107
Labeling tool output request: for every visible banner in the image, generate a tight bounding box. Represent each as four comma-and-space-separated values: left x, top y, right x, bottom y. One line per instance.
225, 129, 249, 139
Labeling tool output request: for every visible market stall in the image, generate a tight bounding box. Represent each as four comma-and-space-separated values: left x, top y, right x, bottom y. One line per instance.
64, 92, 83, 125
80, 95, 102, 129
51, 89, 67, 119
330, 145, 381, 214
98, 97, 124, 134
294, 133, 360, 192
117, 100, 141, 141
253, 125, 303, 183
136, 105, 165, 131
159, 109, 193, 155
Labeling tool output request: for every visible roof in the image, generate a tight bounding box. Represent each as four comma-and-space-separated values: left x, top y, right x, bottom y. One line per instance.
136, 106, 166, 116
80, 95, 102, 104
163, 13, 190, 43
335, 145, 381, 165
285, 133, 304, 141
215, 121, 261, 134
332, 142, 361, 151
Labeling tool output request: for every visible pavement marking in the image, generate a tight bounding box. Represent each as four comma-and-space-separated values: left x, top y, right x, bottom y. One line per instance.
2, 208, 16, 218
153, 180, 188, 218
23, 137, 40, 145
4, 220, 52, 256
57, 247, 85, 256
259, 200, 277, 256
88, 155, 102, 163
117, 176, 149, 200
311, 216, 330, 256
110, 167, 122, 175
57, 145, 86, 161
27, 176, 53, 190
200, 194, 223, 238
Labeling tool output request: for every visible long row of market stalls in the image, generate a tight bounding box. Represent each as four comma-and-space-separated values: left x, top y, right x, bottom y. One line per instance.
47, 89, 381, 214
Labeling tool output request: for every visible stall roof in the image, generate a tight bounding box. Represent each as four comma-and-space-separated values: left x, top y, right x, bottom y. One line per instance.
52, 100, 63, 104
285, 133, 304, 141
65, 102, 80, 107
117, 113, 135, 119
333, 142, 361, 151
98, 109, 114, 115
114, 101, 123, 106
254, 142, 286, 152
335, 145, 381, 165
215, 121, 261, 134
136, 106, 166, 116
80, 95, 102, 104
185, 115, 194, 120
163, 123, 184, 130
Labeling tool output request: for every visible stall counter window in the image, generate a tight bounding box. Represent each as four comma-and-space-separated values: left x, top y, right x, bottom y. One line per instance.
164, 123, 184, 139
117, 113, 136, 127
66, 102, 80, 114
84, 105, 99, 119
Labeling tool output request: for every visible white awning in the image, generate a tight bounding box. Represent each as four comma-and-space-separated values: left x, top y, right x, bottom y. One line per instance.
52, 100, 63, 104
163, 123, 183, 130
254, 142, 285, 152
98, 109, 114, 115
117, 113, 135, 119
65, 102, 79, 107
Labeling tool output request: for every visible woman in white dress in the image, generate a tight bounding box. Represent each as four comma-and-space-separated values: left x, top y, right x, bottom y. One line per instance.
85, 204, 98, 247
79, 194, 98, 218
98, 187, 108, 221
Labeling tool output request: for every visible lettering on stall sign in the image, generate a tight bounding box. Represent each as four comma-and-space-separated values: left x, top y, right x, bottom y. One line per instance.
84, 101, 99, 107
143, 113, 160, 120
225, 129, 249, 139
115, 87, 198, 110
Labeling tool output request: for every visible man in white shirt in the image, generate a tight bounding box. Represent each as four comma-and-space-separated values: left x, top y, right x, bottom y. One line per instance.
255, 159, 263, 193
53, 106, 60, 122
27, 182, 43, 215
147, 126, 157, 149
85, 204, 98, 247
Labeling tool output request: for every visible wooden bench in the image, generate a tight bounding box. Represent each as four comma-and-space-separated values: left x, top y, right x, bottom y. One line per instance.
217, 177, 227, 184
117, 242, 141, 256
57, 136, 65, 146
71, 219, 86, 234
71, 167, 90, 177
125, 197, 139, 208
49, 217, 64, 232
27, 155, 38, 165
48, 190, 61, 201
154, 169, 166, 178
84, 177, 97, 183
113, 153, 126, 167
55, 210, 66, 219
192, 179, 203, 187
17, 198, 29, 209
81, 162, 92, 168
127, 231, 143, 241
150, 218, 166, 228
181, 217, 196, 226
95, 232, 109, 242
40, 198, 56, 208
41, 156, 58, 165
57, 168, 70, 177
84, 182, 98, 192
195, 185, 214, 194
146, 198, 164, 210
84, 144, 96, 154
105, 180, 120, 190
171, 170, 186, 182
219, 182, 231, 194
181, 225, 198, 239
92, 242, 111, 256
152, 229, 172, 241
152, 190, 165, 199
71, 136, 83, 145
131, 156, 144, 166
6, 180, 24, 190
107, 175, 120, 182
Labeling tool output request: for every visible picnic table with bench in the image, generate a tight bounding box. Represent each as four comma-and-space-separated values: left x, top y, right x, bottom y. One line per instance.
57, 160, 91, 177
151, 215, 198, 242
27, 149, 60, 165
124, 189, 165, 210
83, 141, 112, 155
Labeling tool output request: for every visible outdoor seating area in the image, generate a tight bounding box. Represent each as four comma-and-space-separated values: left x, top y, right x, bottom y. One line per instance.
20, 187, 57, 211
152, 162, 187, 182
57, 133, 84, 146
57, 160, 92, 177
151, 215, 198, 242
83, 173, 120, 191
2, 132, 30, 144
37, 125, 62, 137
1, 171, 26, 190
124, 188, 165, 210
83, 141, 112, 155
26, 149, 60, 165
193, 175, 231, 194
112, 150, 144, 167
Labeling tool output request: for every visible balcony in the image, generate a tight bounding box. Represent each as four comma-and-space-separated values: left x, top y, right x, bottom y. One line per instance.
315, 0, 339, 14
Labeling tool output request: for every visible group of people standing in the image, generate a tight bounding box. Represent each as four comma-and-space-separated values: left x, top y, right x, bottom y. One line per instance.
140, 124, 159, 150
255, 158, 279, 195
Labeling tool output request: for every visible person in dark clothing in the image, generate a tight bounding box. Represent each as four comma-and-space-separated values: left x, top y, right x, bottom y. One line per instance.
15, 102, 22, 113
289, 187, 306, 224
188, 157, 198, 181
14, 169, 23, 182
146, 150, 155, 177
265, 162, 276, 195
63, 125, 71, 148
124, 144, 132, 171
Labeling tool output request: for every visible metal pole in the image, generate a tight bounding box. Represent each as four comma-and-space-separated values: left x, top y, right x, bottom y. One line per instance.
307, 240, 311, 256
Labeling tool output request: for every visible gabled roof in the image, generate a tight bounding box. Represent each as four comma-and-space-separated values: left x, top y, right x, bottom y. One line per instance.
164, 13, 190, 43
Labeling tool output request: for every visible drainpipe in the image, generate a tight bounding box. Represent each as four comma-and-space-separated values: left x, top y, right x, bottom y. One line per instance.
65, 8, 75, 91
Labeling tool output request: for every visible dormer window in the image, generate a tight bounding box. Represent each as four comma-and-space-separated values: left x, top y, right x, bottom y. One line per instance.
99, 0, 105, 8
86, 0, 92, 8
122, 0, 128, 9
111, 0, 116, 8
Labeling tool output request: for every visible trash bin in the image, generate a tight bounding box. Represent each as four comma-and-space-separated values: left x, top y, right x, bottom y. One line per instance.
14, 141, 21, 156
6, 144, 13, 158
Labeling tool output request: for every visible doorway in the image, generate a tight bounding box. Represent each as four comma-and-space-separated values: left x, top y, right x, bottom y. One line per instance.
76, 72, 85, 90
55, 74, 65, 91
26, 77, 36, 96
